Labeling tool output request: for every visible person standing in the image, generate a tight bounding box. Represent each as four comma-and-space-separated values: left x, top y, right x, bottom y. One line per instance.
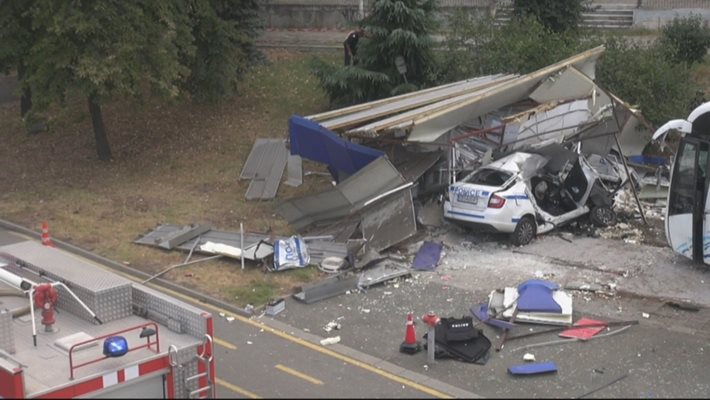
343, 28, 365, 66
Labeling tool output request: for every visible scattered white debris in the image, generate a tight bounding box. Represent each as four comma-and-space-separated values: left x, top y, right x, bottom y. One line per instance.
361, 308, 371, 313
523, 353, 536, 362
423, 365, 429, 371
320, 336, 341, 346
324, 321, 342, 332
642, 312, 650, 319
393, 284, 400, 289
345, 290, 351, 295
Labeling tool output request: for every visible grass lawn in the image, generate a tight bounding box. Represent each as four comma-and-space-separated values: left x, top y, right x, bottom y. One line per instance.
0, 49, 340, 307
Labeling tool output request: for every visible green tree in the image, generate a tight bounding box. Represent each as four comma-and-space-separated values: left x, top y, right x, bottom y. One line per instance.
659, 14, 710, 65
440, 13, 584, 82
23, 1, 194, 161
597, 36, 694, 127
512, 0, 585, 33
312, 0, 439, 107
0, 0, 37, 118
185, 0, 262, 102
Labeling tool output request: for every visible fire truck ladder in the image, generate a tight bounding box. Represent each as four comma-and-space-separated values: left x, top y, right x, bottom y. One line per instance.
169, 334, 214, 399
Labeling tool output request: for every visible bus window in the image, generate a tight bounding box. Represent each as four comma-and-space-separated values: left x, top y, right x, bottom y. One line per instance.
669, 142, 697, 216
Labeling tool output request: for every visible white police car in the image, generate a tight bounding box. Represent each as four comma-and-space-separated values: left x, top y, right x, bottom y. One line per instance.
443, 144, 617, 246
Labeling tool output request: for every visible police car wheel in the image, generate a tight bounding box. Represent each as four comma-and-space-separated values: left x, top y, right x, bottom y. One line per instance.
511, 217, 536, 246
590, 206, 617, 227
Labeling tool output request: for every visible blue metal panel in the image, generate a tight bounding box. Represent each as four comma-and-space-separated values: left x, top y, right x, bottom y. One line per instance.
289, 115, 384, 181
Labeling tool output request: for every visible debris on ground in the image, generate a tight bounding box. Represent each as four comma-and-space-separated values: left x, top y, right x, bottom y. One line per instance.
320, 336, 341, 346
508, 361, 558, 375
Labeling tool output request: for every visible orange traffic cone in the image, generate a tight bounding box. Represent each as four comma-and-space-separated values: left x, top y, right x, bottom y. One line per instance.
41, 221, 55, 247
399, 312, 422, 354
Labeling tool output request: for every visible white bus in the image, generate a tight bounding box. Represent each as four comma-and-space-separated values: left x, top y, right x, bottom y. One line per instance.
653, 102, 710, 264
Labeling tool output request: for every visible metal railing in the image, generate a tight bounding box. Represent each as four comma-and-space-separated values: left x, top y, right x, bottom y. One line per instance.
68, 322, 160, 380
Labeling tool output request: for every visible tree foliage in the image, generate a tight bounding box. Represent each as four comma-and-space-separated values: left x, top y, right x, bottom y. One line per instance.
186, 0, 262, 102
312, 0, 439, 107
596, 36, 694, 127
512, 0, 585, 33
658, 14, 710, 65
1, 0, 261, 161
0, 0, 37, 116
440, 13, 584, 82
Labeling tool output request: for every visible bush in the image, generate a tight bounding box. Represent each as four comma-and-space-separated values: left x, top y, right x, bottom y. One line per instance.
659, 14, 710, 65
597, 36, 694, 127
512, 0, 585, 33
439, 13, 585, 82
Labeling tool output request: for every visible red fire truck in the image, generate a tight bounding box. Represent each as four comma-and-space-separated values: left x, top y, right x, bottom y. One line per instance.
0, 240, 216, 398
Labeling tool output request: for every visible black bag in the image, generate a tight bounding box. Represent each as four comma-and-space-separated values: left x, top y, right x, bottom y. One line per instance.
443, 316, 479, 342
423, 316, 491, 364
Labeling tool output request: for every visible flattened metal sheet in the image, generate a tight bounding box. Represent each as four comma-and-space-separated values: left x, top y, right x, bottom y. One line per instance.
361, 188, 417, 252
240, 139, 278, 180
276, 156, 406, 230
246, 140, 288, 200
285, 154, 303, 187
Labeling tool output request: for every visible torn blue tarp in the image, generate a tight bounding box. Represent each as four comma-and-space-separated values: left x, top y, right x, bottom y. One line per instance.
288, 115, 384, 182
508, 361, 558, 375
516, 279, 562, 313
411, 241, 443, 271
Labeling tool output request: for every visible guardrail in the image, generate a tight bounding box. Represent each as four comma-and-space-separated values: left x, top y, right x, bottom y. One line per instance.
68, 322, 160, 380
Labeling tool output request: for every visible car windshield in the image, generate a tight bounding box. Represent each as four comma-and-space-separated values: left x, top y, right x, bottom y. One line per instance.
463, 168, 513, 187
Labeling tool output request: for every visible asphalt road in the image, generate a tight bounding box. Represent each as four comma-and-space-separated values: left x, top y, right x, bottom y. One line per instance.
0, 227, 473, 399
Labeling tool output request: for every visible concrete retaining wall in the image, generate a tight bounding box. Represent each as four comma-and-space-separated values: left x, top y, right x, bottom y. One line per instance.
258, 0, 710, 30
634, 8, 710, 28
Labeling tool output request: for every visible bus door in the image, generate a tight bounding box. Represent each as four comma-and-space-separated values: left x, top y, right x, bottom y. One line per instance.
667, 136, 710, 263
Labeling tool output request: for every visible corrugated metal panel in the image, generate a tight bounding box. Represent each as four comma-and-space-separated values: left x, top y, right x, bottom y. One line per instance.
276, 156, 406, 230
240, 139, 275, 180
285, 154, 303, 187
360, 188, 417, 252
317, 75, 512, 131
245, 139, 288, 200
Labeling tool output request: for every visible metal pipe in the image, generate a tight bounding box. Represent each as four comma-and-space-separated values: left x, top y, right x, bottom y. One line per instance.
363, 182, 414, 207
29, 286, 37, 347
240, 222, 245, 271
0, 267, 36, 290
51, 282, 103, 325
142, 255, 223, 284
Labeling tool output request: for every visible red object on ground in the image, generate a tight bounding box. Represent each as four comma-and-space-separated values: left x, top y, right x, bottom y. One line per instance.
403, 312, 417, 345
399, 312, 422, 354
33, 283, 59, 329
559, 318, 607, 340
41, 221, 55, 247
422, 311, 440, 328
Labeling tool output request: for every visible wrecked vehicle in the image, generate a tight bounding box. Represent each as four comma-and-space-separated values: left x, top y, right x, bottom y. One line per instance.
444, 144, 617, 245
